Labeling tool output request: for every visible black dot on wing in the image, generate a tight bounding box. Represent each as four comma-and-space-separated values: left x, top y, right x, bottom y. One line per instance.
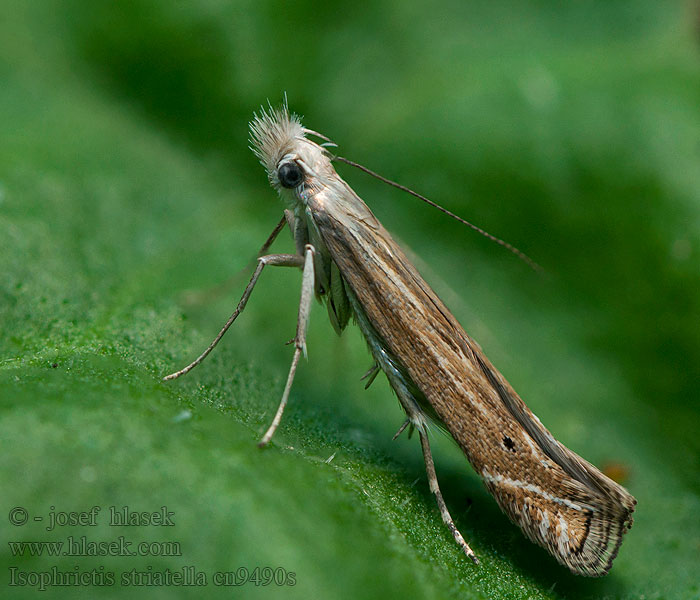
503, 436, 516, 451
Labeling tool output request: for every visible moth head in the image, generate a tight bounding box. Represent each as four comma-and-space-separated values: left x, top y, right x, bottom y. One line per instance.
249, 101, 333, 199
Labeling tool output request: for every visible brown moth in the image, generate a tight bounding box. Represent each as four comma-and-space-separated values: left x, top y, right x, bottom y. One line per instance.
164, 103, 636, 576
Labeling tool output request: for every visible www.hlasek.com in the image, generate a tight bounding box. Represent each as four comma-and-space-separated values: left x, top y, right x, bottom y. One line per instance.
9, 536, 181, 558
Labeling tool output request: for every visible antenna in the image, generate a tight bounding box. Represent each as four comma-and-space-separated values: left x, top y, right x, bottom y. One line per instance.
332, 155, 542, 273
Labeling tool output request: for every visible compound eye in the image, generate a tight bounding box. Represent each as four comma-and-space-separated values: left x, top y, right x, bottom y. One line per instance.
278, 162, 304, 189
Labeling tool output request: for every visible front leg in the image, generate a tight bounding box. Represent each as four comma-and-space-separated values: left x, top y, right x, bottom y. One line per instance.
258, 244, 316, 447
163, 251, 305, 382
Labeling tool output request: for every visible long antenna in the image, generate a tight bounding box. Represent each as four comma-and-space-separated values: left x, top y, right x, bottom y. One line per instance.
332, 155, 542, 273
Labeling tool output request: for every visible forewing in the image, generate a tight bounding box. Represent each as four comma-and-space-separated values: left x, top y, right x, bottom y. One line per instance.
308, 181, 635, 576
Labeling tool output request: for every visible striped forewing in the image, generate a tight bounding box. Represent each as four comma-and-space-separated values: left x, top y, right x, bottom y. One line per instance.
307, 180, 635, 576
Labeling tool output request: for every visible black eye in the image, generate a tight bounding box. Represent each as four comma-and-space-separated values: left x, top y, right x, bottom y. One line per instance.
278, 162, 303, 188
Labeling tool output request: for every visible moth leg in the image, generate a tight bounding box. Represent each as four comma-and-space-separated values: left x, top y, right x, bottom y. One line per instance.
256, 214, 289, 258
258, 244, 316, 447
418, 427, 479, 565
392, 418, 412, 440
163, 251, 305, 381
360, 363, 380, 389
282, 209, 296, 236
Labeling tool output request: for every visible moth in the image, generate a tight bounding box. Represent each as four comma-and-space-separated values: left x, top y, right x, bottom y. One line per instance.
164, 103, 636, 576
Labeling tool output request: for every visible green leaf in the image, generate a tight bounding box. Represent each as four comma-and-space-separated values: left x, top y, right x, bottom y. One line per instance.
1, 1, 698, 598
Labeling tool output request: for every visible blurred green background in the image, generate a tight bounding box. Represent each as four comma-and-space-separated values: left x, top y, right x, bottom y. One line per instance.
1, 1, 699, 598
